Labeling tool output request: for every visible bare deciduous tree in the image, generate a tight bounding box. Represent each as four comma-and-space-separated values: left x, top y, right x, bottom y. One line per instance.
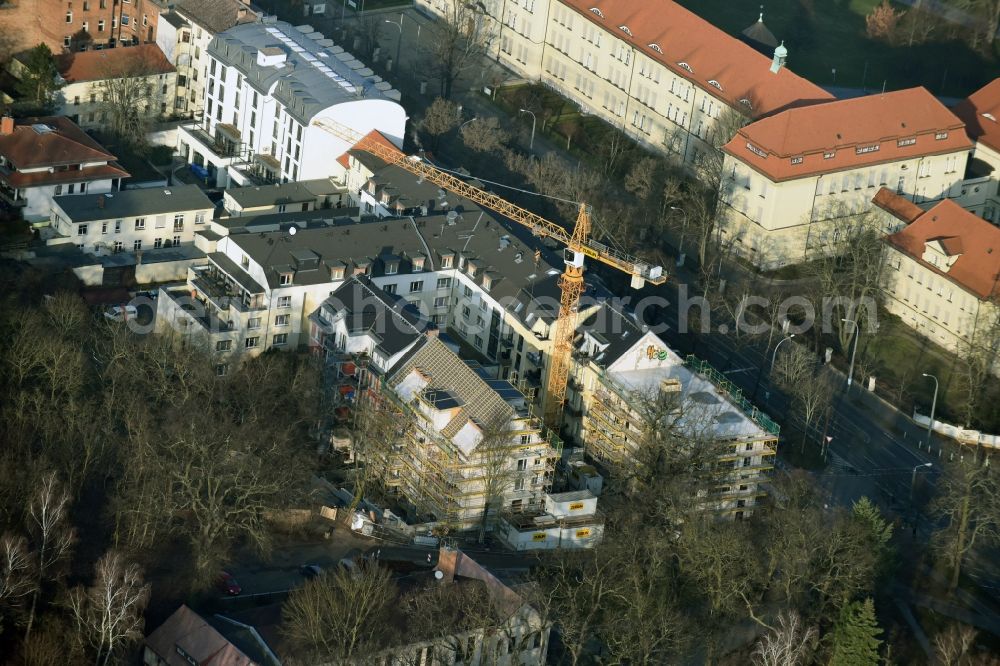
0, 534, 35, 632
94, 47, 170, 149
751, 612, 817, 666
282, 563, 397, 661
24, 472, 75, 639
66, 551, 150, 666
423, 2, 495, 99
931, 461, 1000, 592
419, 97, 460, 150
460, 116, 509, 153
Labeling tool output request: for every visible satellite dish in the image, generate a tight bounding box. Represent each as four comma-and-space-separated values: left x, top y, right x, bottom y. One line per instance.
434, 570, 444, 580
288, 225, 298, 236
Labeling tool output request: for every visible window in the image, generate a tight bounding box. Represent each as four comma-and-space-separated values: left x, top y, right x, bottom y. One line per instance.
216, 340, 232, 351
101, 222, 108, 234
114, 219, 122, 233
383, 284, 397, 295
434, 296, 448, 308
153, 238, 162, 249
279, 273, 292, 286
275, 314, 290, 326
133, 239, 142, 250
195, 212, 205, 225
173, 214, 184, 230
98, 20, 105, 32
248, 317, 261, 329
517, 458, 527, 471
215, 363, 229, 376
121, 15, 130, 26
463, 286, 473, 298
73, 96, 80, 106
64, 36, 71, 48
474, 335, 484, 348
134, 218, 145, 230
68, 184, 75, 194
437, 277, 451, 289
409, 280, 423, 293
441, 255, 454, 268
113, 240, 122, 252
77, 224, 88, 236
172, 235, 180, 246
935, 131, 949, 140
82, 21, 88, 33
245, 337, 260, 349
54, 185, 63, 195
272, 333, 288, 346
66, 10, 73, 23
277, 295, 291, 308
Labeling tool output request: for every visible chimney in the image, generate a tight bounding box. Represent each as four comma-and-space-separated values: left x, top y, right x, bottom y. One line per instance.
0, 116, 14, 136
770, 41, 787, 74
97, 195, 105, 209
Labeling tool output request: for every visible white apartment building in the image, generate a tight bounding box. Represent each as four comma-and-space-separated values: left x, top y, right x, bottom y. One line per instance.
176, 19, 405, 188
156, 203, 567, 388
56, 44, 177, 131
881, 192, 1000, 357
564, 304, 779, 518
47, 184, 213, 255
954, 78, 1000, 224
417, 0, 832, 167
158, 0, 258, 119
719, 87, 973, 269
0, 116, 128, 223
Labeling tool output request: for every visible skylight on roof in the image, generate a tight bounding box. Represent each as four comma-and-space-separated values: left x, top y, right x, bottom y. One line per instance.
648, 43, 663, 54
983, 112, 997, 122
678, 61, 693, 73
619, 25, 632, 37
589, 7, 604, 18
739, 98, 753, 110
708, 79, 723, 91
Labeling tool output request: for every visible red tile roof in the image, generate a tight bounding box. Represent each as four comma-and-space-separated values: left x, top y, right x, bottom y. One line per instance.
885, 197, 1000, 300
60, 44, 174, 83
0, 116, 125, 172
953, 78, 1000, 154
338, 129, 403, 169
145, 605, 259, 666
4, 163, 130, 188
724, 87, 972, 182
872, 187, 924, 224
561, 0, 833, 117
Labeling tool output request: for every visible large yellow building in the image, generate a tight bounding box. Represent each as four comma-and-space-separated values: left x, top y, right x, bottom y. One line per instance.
417, 0, 831, 168
719, 87, 973, 269
880, 192, 1000, 356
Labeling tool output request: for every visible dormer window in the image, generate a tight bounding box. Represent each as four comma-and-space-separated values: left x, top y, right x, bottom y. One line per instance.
824, 151, 836, 159
648, 43, 663, 54
482, 274, 492, 291
468, 262, 478, 277
619, 25, 632, 37
589, 7, 604, 18
791, 156, 803, 165
708, 79, 723, 90
898, 137, 917, 147
935, 131, 949, 140
279, 272, 293, 286
441, 253, 454, 268
330, 266, 345, 280
384, 260, 398, 275
678, 62, 693, 73
412, 255, 425, 272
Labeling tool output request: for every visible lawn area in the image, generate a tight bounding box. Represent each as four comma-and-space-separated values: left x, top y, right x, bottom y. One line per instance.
676, 0, 997, 98
854, 310, 1000, 431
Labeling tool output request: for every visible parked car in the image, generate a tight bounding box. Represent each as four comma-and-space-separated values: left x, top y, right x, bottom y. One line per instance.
217, 571, 242, 595
104, 304, 138, 322
299, 564, 322, 579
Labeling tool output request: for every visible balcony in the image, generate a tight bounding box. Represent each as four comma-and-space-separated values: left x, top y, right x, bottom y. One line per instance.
191, 266, 264, 313
162, 288, 235, 334
0, 182, 26, 207
183, 124, 243, 159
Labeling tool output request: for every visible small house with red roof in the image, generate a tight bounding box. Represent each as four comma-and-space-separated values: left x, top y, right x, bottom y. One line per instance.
880, 191, 1000, 354
717, 87, 972, 269
0, 115, 129, 222
56, 43, 176, 132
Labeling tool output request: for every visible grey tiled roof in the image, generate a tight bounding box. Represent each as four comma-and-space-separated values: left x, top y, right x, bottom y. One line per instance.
53, 185, 214, 223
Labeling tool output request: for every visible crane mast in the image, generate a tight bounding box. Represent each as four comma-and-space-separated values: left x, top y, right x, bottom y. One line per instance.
314, 119, 667, 428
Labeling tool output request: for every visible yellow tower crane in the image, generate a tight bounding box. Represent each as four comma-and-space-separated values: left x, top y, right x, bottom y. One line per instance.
313, 119, 667, 427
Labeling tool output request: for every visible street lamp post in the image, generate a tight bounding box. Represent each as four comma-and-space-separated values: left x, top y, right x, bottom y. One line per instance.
384, 17, 403, 71
669, 205, 687, 267
922, 372, 939, 447
771, 334, 795, 376
910, 462, 933, 502
842, 318, 860, 390
518, 108, 536, 151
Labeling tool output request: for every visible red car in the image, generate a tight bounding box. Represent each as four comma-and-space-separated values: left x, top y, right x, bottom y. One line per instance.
218, 571, 242, 595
